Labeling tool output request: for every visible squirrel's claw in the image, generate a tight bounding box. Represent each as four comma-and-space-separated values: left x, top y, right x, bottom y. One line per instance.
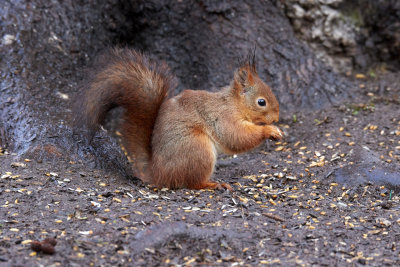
265, 125, 284, 140
276, 127, 285, 139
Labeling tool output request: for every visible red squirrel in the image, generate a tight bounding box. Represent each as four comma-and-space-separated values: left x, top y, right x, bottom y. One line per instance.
75, 48, 283, 190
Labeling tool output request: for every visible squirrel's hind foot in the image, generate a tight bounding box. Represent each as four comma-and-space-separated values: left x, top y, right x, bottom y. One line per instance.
190, 181, 233, 191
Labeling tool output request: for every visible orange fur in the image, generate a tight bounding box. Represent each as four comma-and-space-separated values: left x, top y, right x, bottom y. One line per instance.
75, 48, 283, 190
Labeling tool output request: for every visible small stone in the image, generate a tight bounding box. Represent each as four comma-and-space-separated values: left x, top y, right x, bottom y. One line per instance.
40, 243, 55, 254
31, 241, 42, 252
376, 218, 391, 227
2, 34, 16, 45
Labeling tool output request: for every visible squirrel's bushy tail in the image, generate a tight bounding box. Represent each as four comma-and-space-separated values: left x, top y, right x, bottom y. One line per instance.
75, 48, 176, 178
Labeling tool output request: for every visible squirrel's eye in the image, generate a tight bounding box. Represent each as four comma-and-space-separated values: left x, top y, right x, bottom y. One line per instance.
257, 99, 266, 107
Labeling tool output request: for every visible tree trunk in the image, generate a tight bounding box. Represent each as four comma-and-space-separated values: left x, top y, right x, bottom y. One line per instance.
0, 0, 355, 163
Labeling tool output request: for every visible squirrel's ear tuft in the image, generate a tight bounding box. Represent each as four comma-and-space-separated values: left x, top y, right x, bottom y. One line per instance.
233, 66, 255, 94
233, 48, 258, 93
237, 48, 257, 74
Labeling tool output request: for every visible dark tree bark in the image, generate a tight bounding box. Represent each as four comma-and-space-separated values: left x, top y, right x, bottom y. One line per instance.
0, 0, 126, 168
1, 0, 352, 162
113, 0, 350, 109
354, 0, 400, 70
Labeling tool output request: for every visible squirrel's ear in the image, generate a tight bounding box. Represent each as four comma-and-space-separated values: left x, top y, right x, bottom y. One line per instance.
233, 66, 255, 94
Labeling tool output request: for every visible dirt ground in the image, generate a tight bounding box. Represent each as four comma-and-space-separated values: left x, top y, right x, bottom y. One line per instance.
0, 74, 399, 266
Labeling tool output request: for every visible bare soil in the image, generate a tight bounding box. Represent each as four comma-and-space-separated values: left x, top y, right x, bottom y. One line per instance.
0, 76, 399, 266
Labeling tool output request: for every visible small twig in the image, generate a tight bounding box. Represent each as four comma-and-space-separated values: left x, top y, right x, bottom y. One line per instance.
325, 169, 334, 179
262, 212, 285, 222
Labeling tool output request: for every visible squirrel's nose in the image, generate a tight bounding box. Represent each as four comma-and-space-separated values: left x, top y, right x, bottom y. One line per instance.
271, 111, 279, 123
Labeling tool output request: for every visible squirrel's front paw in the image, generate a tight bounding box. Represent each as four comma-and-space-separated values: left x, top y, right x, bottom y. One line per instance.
265, 125, 284, 140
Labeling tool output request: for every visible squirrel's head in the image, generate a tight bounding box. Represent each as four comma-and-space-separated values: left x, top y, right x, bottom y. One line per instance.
232, 60, 280, 126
